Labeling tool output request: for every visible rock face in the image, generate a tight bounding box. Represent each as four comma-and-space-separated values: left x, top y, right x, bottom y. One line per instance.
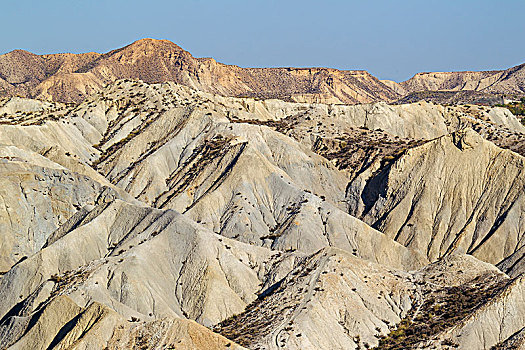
0, 295, 246, 350
0, 78, 524, 349
0, 39, 400, 104
215, 247, 416, 349
347, 128, 525, 277
394, 90, 505, 106
0, 200, 273, 327
215, 252, 525, 350
0, 145, 116, 272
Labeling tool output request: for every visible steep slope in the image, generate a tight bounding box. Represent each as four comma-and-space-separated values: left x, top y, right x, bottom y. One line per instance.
401, 70, 499, 93
0, 200, 274, 328
2, 82, 522, 264
394, 90, 505, 106
0, 144, 122, 272
216, 247, 416, 350
1, 295, 245, 350
4, 80, 523, 268
0, 38, 400, 104
347, 128, 525, 277
4, 199, 521, 350
71, 79, 524, 181
88, 83, 433, 267
2, 39, 524, 106
375, 254, 524, 350
215, 252, 525, 350
237, 97, 525, 180
0, 198, 413, 350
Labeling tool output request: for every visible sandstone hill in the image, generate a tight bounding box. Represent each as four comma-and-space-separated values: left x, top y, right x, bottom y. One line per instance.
385, 64, 525, 105
0, 79, 524, 349
400, 63, 525, 95
2, 39, 524, 108
0, 39, 400, 104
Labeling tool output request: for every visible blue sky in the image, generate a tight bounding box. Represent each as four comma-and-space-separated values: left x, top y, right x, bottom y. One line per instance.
2, 0, 524, 81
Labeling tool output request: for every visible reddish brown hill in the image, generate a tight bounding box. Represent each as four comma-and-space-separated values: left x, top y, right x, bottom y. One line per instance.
0, 38, 400, 104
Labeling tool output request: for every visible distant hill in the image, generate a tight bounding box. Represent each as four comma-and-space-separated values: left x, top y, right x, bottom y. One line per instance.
0, 38, 400, 104
399, 63, 525, 95
0, 38, 523, 106
393, 90, 504, 105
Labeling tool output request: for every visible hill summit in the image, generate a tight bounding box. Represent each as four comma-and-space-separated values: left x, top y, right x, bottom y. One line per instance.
0, 38, 400, 104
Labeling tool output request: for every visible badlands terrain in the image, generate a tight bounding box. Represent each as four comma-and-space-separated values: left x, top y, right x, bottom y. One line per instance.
0, 39, 524, 349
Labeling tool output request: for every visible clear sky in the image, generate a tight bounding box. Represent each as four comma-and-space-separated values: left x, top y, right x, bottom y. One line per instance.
2, 0, 524, 82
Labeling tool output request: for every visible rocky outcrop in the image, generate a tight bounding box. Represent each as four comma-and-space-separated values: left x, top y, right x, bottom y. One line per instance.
216, 252, 525, 350
0, 199, 276, 328
2, 39, 523, 108
347, 128, 525, 277
376, 254, 525, 350
394, 90, 505, 106
0, 144, 118, 272
215, 247, 416, 349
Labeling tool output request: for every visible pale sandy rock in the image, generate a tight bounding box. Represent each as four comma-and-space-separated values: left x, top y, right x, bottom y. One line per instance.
380, 79, 408, 96
0, 96, 58, 114
487, 106, 525, 132
401, 63, 525, 95
0, 147, 115, 272
0, 200, 276, 327
0, 39, 401, 104
434, 275, 525, 349
0, 78, 523, 349
215, 251, 524, 350
347, 128, 525, 276
0, 121, 99, 163
1, 295, 245, 350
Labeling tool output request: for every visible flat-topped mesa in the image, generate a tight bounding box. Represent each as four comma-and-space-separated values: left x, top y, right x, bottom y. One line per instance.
402, 70, 498, 92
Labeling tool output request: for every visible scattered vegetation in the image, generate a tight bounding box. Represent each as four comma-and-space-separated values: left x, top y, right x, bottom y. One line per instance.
394, 90, 504, 106
495, 98, 525, 124
374, 273, 509, 349
47, 264, 98, 298
237, 115, 426, 179
153, 134, 245, 210
215, 254, 323, 347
